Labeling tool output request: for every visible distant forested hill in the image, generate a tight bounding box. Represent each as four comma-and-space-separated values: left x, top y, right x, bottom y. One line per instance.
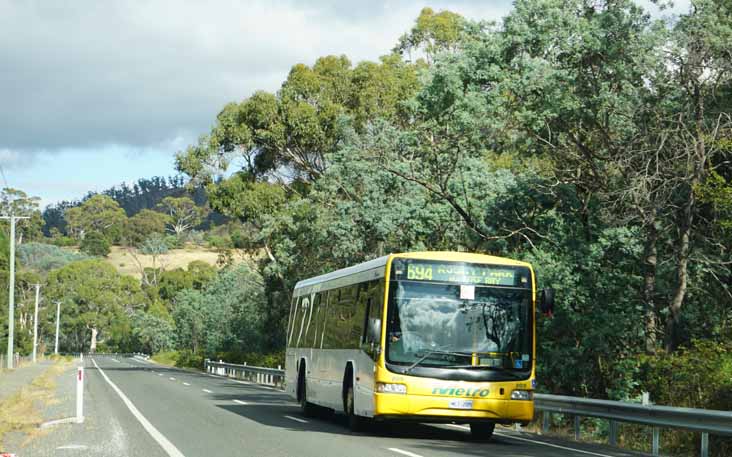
42, 176, 223, 235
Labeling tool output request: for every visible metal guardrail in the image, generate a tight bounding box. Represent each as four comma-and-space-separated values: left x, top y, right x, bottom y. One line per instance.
204, 359, 285, 388
535, 393, 732, 457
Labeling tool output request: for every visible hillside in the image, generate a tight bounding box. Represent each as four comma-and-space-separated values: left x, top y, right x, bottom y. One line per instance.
104, 245, 227, 278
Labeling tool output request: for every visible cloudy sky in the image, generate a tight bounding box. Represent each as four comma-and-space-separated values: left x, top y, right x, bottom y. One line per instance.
0, 0, 688, 208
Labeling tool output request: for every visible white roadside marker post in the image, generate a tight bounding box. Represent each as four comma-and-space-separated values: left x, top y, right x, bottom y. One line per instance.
76, 367, 84, 423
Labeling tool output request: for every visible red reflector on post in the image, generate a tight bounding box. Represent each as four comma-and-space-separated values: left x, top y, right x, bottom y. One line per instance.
78, 368, 82, 381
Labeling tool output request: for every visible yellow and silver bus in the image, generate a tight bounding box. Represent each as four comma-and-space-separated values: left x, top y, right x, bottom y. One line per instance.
285, 251, 554, 440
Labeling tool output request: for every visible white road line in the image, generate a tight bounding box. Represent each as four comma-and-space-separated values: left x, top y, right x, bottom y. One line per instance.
495, 433, 616, 457
233, 399, 248, 405
183, 382, 190, 386
446, 424, 470, 431
202, 389, 213, 393
57, 444, 88, 450
233, 380, 250, 385
91, 358, 186, 457
169, 377, 176, 381
111, 359, 121, 363
284, 415, 308, 423
388, 448, 423, 457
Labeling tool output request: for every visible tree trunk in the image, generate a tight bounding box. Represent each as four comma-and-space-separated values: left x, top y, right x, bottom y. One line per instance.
90, 327, 98, 353
642, 209, 658, 354
665, 72, 707, 352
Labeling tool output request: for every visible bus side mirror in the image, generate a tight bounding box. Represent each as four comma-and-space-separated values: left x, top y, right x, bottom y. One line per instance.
540, 288, 555, 317
367, 318, 382, 342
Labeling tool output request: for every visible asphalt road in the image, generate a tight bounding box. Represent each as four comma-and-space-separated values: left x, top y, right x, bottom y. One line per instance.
78, 355, 647, 457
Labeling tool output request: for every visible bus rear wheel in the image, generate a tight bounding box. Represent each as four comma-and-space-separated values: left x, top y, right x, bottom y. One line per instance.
469, 423, 495, 441
298, 366, 316, 417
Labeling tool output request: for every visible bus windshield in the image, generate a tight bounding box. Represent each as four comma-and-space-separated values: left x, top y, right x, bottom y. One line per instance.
386, 281, 532, 371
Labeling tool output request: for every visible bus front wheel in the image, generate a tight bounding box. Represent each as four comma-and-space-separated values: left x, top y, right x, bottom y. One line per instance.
345, 383, 365, 432
469, 423, 495, 441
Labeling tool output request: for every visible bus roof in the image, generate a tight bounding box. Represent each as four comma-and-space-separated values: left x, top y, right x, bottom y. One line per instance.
293, 251, 531, 291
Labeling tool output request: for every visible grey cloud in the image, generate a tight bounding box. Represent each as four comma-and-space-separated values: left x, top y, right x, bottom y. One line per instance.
0, 1, 509, 154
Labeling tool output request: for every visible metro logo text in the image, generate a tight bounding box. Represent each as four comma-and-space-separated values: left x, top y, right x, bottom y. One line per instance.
432, 387, 489, 397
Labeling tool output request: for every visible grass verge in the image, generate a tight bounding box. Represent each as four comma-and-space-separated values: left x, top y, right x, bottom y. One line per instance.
0, 360, 73, 448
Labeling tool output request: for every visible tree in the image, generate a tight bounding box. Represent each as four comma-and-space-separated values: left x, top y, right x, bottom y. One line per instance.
130, 233, 170, 287
0, 188, 43, 244
172, 263, 265, 355
45, 259, 147, 352
65, 194, 127, 241
131, 311, 175, 354
394, 7, 466, 61
79, 231, 111, 257
175, 54, 420, 184
157, 196, 207, 236
123, 209, 171, 245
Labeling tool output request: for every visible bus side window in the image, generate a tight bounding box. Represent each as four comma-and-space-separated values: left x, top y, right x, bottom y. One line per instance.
307, 292, 322, 348
287, 296, 300, 347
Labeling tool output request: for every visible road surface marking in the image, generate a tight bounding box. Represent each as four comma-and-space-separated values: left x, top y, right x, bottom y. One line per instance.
234, 380, 250, 384
445, 424, 614, 457
202, 389, 213, 393
495, 433, 616, 457
158, 373, 163, 376
111, 359, 120, 363
57, 444, 88, 450
183, 382, 190, 386
233, 399, 248, 405
446, 424, 469, 430
388, 448, 423, 457
284, 415, 308, 423
207, 374, 220, 378
91, 357, 186, 457
169, 377, 176, 381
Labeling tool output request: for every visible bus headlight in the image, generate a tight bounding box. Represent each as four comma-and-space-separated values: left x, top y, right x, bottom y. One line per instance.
510, 390, 533, 400
376, 383, 407, 394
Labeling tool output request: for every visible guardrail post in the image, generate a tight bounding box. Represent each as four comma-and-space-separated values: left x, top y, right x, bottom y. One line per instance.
76, 367, 84, 423
574, 416, 581, 440
652, 427, 660, 456
701, 432, 709, 457
608, 420, 618, 446
542, 411, 550, 433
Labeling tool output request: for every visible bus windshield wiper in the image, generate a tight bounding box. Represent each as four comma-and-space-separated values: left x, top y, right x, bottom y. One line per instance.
404, 349, 471, 374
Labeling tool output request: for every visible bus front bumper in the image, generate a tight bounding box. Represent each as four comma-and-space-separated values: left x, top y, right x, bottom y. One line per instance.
373, 393, 533, 424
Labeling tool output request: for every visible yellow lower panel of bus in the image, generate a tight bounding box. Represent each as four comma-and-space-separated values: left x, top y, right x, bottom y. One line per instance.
374, 393, 533, 422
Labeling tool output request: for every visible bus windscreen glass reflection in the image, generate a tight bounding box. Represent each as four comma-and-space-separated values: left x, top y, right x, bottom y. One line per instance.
386, 281, 532, 370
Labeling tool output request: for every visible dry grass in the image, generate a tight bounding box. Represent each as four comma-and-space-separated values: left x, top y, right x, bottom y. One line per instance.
0, 360, 73, 448
104, 245, 232, 278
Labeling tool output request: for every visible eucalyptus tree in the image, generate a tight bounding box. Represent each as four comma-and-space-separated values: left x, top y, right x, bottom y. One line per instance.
45, 259, 147, 352
65, 194, 127, 241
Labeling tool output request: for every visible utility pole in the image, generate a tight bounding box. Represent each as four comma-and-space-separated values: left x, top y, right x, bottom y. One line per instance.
1, 215, 29, 369
32, 283, 40, 363
54, 300, 61, 355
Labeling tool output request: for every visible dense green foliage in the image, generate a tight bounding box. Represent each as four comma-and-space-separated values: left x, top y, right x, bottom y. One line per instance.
17, 242, 89, 272
79, 231, 111, 257
177, 0, 732, 414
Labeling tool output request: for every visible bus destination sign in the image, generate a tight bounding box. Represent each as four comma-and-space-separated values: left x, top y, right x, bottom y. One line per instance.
400, 261, 527, 287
